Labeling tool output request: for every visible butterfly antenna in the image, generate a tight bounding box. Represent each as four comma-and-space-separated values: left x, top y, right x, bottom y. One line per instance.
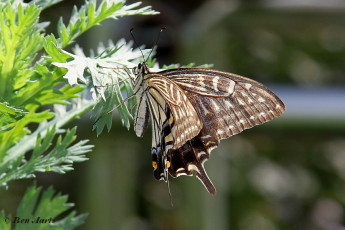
130, 28, 145, 61
146, 27, 166, 62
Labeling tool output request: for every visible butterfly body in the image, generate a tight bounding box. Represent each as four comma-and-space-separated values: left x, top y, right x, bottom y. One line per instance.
132, 63, 285, 195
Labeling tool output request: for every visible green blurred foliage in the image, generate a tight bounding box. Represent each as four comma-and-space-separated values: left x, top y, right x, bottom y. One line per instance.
182, 8, 345, 86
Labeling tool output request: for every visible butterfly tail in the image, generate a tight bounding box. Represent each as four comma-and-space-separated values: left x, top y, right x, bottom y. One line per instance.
168, 135, 217, 195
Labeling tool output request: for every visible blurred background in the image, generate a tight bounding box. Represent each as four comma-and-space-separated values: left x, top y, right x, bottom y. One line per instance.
4, 0, 345, 229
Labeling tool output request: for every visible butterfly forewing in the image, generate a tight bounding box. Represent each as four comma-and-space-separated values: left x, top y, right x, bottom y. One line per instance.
163, 68, 285, 140
146, 75, 202, 149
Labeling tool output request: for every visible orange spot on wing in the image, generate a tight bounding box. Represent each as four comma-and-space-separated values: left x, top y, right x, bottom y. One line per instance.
152, 161, 158, 169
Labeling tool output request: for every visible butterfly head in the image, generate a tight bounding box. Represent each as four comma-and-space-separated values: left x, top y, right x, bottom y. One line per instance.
131, 62, 149, 96
132, 62, 149, 77
132, 62, 150, 91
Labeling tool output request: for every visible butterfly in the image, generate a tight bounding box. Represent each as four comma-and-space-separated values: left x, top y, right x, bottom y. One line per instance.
131, 61, 285, 195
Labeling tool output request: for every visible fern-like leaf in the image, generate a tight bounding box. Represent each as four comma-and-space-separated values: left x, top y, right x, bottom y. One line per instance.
13, 184, 87, 230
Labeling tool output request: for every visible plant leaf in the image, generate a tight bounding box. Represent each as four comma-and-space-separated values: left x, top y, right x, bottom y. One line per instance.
14, 184, 87, 230
0, 125, 92, 188
0, 102, 27, 134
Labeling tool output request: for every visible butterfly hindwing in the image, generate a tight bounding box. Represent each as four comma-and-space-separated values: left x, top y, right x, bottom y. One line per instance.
167, 134, 216, 195
150, 109, 217, 194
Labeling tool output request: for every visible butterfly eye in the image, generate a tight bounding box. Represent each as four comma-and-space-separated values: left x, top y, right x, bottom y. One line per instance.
132, 63, 144, 75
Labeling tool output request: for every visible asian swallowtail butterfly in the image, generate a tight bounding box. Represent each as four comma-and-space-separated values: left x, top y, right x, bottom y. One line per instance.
131, 61, 285, 195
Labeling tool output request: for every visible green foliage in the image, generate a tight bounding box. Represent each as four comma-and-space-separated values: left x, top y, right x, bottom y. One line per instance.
0, 126, 92, 187
0, 102, 27, 134
0, 4, 42, 100
56, 0, 156, 48
44, 0, 158, 59
1, 184, 87, 230
0, 0, 159, 229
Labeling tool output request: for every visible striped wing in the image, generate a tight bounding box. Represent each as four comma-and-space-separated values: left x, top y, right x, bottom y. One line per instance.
158, 68, 285, 194
146, 74, 202, 149
163, 68, 285, 143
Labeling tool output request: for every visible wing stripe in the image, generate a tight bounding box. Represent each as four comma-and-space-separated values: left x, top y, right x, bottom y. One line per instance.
218, 100, 235, 137
214, 98, 238, 137
234, 96, 253, 129
229, 96, 247, 130
147, 93, 160, 126
224, 100, 241, 134
235, 92, 257, 126
241, 89, 267, 123
251, 87, 277, 121
146, 89, 167, 148
233, 92, 257, 127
